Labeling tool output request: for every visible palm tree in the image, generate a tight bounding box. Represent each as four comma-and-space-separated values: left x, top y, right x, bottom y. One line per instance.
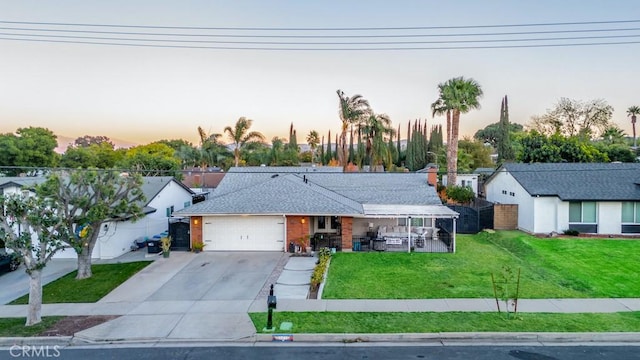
627, 106, 640, 148
196, 126, 229, 168
224, 117, 265, 167
601, 126, 626, 145
361, 113, 396, 171
336, 90, 370, 169
306, 130, 320, 164
432, 77, 483, 186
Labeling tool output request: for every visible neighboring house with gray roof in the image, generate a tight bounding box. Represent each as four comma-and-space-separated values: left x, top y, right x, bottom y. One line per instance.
1, 176, 194, 259
176, 167, 458, 253
484, 163, 640, 235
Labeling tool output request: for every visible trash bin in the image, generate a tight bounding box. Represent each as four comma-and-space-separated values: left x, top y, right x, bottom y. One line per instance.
146, 238, 161, 254
135, 236, 147, 249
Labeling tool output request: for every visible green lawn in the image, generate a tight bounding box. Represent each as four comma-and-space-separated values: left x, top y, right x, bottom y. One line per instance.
322, 231, 640, 299
0, 317, 63, 337
250, 311, 640, 333
10, 261, 151, 304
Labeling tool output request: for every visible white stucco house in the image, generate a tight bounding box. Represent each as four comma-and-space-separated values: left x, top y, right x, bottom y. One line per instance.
484, 163, 640, 235
0, 176, 194, 259
442, 173, 480, 196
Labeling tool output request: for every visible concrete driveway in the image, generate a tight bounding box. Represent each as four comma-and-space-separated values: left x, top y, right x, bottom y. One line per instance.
148, 252, 281, 301
77, 251, 284, 342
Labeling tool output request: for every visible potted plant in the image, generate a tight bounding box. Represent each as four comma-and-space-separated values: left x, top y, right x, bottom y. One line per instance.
161, 236, 171, 258
192, 242, 205, 253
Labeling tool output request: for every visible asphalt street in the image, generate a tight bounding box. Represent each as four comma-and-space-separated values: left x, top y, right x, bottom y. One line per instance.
2, 345, 638, 360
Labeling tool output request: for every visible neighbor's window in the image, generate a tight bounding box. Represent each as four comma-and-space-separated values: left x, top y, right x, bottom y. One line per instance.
183, 201, 191, 208
621, 202, 640, 223
569, 201, 596, 223
166, 206, 174, 217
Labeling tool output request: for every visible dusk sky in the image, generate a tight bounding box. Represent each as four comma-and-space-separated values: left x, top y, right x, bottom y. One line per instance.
1, 1, 639, 147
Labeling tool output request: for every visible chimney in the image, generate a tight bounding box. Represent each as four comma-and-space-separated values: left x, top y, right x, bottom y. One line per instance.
427, 166, 438, 187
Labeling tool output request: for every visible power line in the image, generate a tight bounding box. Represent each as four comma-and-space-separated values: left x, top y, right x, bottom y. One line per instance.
1, 19, 639, 31
2, 36, 639, 51
3, 31, 640, 45
0, 26, 638, 38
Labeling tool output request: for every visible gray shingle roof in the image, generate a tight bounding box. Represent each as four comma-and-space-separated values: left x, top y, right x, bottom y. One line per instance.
177, 167, 443, 216
497, 163, 640, 201
0, 177, 47, 190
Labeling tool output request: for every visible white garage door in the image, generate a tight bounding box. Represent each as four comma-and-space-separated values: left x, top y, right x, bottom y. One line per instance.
202, 216, 285, 251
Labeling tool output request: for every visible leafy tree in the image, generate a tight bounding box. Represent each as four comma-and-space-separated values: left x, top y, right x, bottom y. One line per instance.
325, 130, 333, 164
529, 98, 613, 139
242, 142, 271, 166
319, 135, 325, 165
194, 127, 230, 169
224, 117, 265, 167
518, 131, 608, 163
0, 133, 19, 174
474, 122, 524, 146
118, 143, 181, 177
428, 125, 444, 153
432, 77, 483, 185
306, 130, 320, 164
61, 142, 122, 169
74, 135, 114, 148
15, 127, 59, 174
287, 123, 299, 152
39, 169, 145, 279
595, 143, 636, 162
0, 193, 67, 325
627, 106, 640, 148
336, 90, 370, 169
155, 139, 192, 152
458, 138, 493, 170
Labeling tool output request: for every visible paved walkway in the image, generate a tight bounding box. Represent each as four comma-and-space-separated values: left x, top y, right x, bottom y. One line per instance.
1, 252, 639, 343
274, 256, 317, 299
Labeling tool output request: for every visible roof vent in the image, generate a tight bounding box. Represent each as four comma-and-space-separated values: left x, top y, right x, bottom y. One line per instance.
271, 174, 279, 178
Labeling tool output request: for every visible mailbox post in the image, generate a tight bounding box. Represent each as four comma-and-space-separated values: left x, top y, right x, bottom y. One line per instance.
266, 284, 277, 331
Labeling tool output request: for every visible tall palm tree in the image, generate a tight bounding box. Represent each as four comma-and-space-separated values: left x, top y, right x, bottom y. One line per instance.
196, 126, 229, 168
432, 77, 483, 186
306, 130, 320, 164
627, 106, 640, 148
224, 117, 265, 167
601, 126, 626, 145
362, 113, 396, 171
336, 90, 370, 169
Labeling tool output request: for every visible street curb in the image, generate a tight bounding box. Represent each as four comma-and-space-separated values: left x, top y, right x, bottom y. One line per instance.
255, 332, 640, 343
0, 336, 73, 346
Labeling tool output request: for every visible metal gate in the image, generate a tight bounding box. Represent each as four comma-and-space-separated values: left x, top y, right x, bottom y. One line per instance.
436, 200, 494, 234
169, 218, 191, 250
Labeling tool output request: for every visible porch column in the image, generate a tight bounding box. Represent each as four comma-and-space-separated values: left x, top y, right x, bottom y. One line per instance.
286, 215, 311, 252
341, 217, 353, 252
191, 216, 203, 250
453, 217, 457, 253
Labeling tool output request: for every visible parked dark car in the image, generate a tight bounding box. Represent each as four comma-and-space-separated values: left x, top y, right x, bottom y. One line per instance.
0, 253, 20, 273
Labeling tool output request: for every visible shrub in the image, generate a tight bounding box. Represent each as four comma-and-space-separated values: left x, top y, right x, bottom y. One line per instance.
446, 185, 475, 204
310, 247, 331, 290
563, 229, 580, 236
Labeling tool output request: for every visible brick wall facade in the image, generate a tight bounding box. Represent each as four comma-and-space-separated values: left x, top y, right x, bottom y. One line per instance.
286, 215, 311, 251
190, 216, 203, 247
494, 204, 518, 230
341, 217, 353, 252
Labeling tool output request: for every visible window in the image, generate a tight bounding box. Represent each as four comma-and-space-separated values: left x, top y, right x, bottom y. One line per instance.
165, 206, 174, 217
317, 216, 326, 229
502, 190, 507, 195
622, 202, 640, 223
398, 217, 425, 227
183, 201, 191, 208
569, 201, 596, 223
509, 192, 515, 197
330, 216, 339, 230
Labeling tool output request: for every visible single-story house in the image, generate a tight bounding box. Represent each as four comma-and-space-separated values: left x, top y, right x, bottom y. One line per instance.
0, 176, 195, 259
175, 166, 459, 253
442, 173, 480, 196
484, 162, 640, 235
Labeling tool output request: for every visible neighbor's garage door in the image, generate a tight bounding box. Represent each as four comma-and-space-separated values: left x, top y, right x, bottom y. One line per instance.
202, 216, 285, 251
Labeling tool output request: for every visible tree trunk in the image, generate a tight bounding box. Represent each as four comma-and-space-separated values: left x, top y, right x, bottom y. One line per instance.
338, 130, 347, 169
448, 110, 461, 187
633, 115, 637, 148
26, 269, 43, 326
76, 248, 93, 279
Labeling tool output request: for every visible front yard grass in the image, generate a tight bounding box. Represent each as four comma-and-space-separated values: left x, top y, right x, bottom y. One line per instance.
322, 231, 640, 299
0, 317, 63, 337
250, 311, 640, 333
10, 261, 151, 304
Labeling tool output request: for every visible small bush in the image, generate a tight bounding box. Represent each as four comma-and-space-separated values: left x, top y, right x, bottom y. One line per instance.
446, 185, 475, 204
563, 229, 580, 236
311, 247, 331, 290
